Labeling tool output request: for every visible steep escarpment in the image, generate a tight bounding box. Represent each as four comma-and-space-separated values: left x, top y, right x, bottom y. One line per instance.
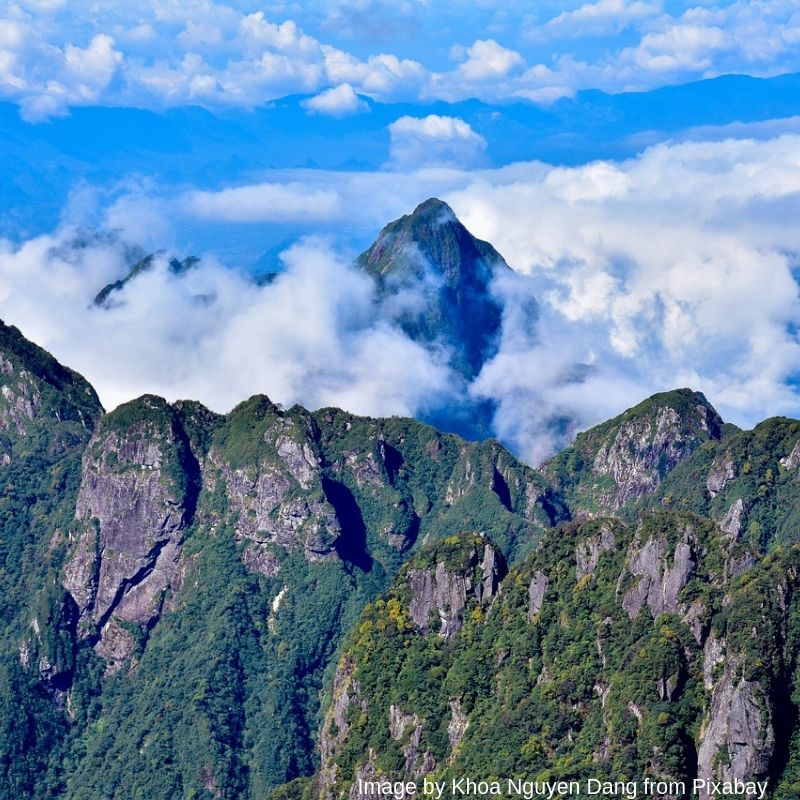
63, 395, 205, 671
0, 311, 564, 800
0, 318, 103, 647
643, 416, 800, 551
317, 534, 506, 800
543, 388, 727, 517
310, 511, 800, 800
7, 314, 800, 800
0, 321, 103, 799
47, 390, 558, 799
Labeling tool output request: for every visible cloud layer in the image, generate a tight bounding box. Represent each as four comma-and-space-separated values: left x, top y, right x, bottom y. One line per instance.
1, 133, 800, 465
2, 1, 800, 118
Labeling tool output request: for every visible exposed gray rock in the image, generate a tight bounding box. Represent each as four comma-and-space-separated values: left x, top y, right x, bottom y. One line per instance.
479, 544, 499, 602
448, 699, 469, 752
388, 704, 429, 777
528, 571, 549, 621
593, 404, 715, 510
318, 655, 365, 800
576, 526, 616, 580
389, 704, 417, 741
727, 551, 757, 579
703, 635, 725, 691
657, 673, 679, 702
444, 453, 475, 505
408, 562, 469, 637
0, 372, 42, 434
706, 452, 735, 497
407, 541, 501, 637
683, 600, 707, 645
241, 543, 282, 577
212, 449, 340, 562
697, 663, 774, 794
64, 407, 194, 665
780, 440, 800, 470
274, 431, 319, 489
719, 498, 744, 539
341, 447, 385, 490
621, 529, 696, 619
95, 618, 138, 675
347, 754, 388, 800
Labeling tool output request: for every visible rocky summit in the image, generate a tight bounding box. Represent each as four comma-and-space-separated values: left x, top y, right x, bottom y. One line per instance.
90, 199, 516, 441
4, 259, 800, 799
356, 197, 509, 383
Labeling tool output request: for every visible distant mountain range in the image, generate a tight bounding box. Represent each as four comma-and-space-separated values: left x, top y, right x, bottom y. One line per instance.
4, 71, 800, 258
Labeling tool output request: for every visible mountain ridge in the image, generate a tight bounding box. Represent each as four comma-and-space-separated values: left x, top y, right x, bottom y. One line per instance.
4, 317, 800, 799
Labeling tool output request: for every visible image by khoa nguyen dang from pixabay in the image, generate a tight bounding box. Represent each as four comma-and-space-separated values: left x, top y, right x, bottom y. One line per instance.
4, 2, 800, 800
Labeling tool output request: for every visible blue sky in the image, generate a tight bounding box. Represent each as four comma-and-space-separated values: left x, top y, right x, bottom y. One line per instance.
2, 0, 800, 117
1, 1, 800, 462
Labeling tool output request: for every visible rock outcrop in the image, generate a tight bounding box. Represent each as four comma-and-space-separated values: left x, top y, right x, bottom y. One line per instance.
543, 389, 724, 516
621, 525, 697, 619
320, 657, 359, 793
407, 537, 504, 637
528, 571, 549, 620
697, 662, 775, 795
64, 395, 199, 670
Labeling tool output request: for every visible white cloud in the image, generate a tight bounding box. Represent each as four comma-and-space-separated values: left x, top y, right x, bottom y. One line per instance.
0, 232, 454, 416
443, 135, 800, 458
182, 182, 343, 223
239, 12, 320, 57
302, 83, 368, 116
3, 95, 800, 462
3, 1, 800, 115
388, 115, 487, 168
322, 48, 426, 99
1, 28, 124, 121
622, 23, 730, 73
539, 0, 662, 39
453, 38, 524, 81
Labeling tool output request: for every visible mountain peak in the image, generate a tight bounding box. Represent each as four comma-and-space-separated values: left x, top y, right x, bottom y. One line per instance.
408, 196, 458, 223
543, 387, 725, 516
356, 197, 508, 283
355, 199, 512, 393
94, 252, 200, 307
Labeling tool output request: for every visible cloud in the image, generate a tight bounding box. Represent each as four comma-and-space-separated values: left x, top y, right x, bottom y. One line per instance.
322, 48, 426, 99
622, 23, 731, 74
445, 135, 800, 458
3, 127, 800, 465
3, 1, 800, 116
182, 183, 343, 223
388, 115, 487, 169
0, 232, 454, 417
302, 83, 368, 116
5, 30, 124, 121
538, 0, 662, 39
452, 38, 524, 81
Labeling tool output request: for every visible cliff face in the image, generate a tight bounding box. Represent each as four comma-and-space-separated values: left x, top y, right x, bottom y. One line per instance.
0, 321, 103, 689
0, 315, 562, 799
6, 315, 800, 800
64, 395, 200, 670
543, 388, 725, 517
317, 534, 506, 800
316, 512, 794, 799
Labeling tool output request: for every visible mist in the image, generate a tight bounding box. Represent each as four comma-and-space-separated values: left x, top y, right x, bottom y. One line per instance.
1, 134, 800, 466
